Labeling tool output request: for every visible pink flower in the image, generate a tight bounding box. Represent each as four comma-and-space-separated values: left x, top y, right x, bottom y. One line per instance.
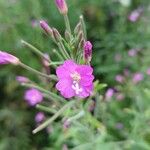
24, 88, 43, 106
105, 88, 114, 101
0, 51, 20, 65
83, 41, 93, 63
55, 0, 68, 15
132, 72, 144, 84
146, 68, 150, 76
35, 112, 45, 123
16, 76, 29, 84
128, 49, 137, 57
116, 93, 125, 101
128, 8, 142, 22
56, 60, 94, 98
115, 75, 125, 83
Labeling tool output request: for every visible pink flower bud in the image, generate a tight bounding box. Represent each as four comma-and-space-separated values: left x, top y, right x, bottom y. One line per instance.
128, 49, 137, 57
105, 88, 114, 101
83, 41, 93, 63
128, 8, 143, 22
40, 20, 53, 35
132, 72, 144, 84
42, 53, 50, 67
115, 75, 125, 83
146, 68, 150, 76
35, 112, 45, 123
0, 51, 20, 65
16, 76, 29, 84
55, 0, 68, 15
116, 93, 125, 101
24, 88, 43, 106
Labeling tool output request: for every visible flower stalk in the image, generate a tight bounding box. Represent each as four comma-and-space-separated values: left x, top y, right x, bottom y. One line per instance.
36, 104, 57, 114
32, 101, 75, 134
64, 14, 72, 40
21, 40, 51, 63
22, 83, 65, 102
19, 62, 57, 81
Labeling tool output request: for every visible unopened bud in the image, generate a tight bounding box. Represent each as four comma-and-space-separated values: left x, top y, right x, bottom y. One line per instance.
16, 76, 29, 84
40, 21, 53, 36
0, 51, 20, 65
74, 22, 82, 35
52, 28, 62, 42
42, 53, 50, 67
65, 30, 71, 41
83, 41, 93, 63
55, 0, 68, 15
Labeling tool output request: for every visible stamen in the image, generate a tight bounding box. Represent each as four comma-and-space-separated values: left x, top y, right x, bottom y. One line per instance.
70, 72, 81, 82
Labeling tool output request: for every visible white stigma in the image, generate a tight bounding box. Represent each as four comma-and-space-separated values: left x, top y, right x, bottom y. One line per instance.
72, 81, 82, 95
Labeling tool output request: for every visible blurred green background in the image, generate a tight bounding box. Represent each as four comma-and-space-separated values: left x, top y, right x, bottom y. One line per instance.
0, 0, 150, 149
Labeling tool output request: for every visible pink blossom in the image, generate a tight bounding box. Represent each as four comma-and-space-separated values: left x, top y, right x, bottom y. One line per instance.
56, 60, 94, 98
105, 88, 114, 100
84, 41, 93, 63
16, 76, 29, 84
35, 112, 45, 123
55, 0, 68, 15
132, 72, 144, 84
146, 68, 150, 76
115, 75, 125, 83
116, 93, 125, 101
24, 88, 43, 106
0, 51, 20, 65
128, 49, 137, 57
128, 8, 142, 22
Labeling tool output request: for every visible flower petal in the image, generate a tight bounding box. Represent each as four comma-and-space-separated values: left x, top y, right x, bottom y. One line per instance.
76, 65, 93, 76
56, 60, 77, 79
80, 75, 94, 86
56, 79, 75, 98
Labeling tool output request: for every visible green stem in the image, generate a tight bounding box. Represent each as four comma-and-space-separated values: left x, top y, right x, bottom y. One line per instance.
67, 110, 85, 123
19, 62, 57, 81
64, 14, 72, 39
53, 49, 64, 61
21, 40, 50, 63
22, 83, 65, 103
36, 104, 57, 114
33, 101, 75, 134
48, 61, 63, 66
59, 42, 71, 59
58, 43, 70, 59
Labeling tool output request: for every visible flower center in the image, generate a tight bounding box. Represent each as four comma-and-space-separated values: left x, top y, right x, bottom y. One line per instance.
70, 72, 81, 82
70, 72, 82, 95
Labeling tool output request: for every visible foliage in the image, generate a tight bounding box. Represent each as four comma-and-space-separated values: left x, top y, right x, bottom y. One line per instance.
0, 0, 150, 150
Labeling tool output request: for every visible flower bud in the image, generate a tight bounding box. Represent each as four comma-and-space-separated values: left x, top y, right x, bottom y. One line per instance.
52, 28, 62, 42
42, 53, 50, 67
0, 51, 20, 65
83, 41, 93, 63
16, 76, 29, 84
40, 21, 53, 36
55, 0, 68, 15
